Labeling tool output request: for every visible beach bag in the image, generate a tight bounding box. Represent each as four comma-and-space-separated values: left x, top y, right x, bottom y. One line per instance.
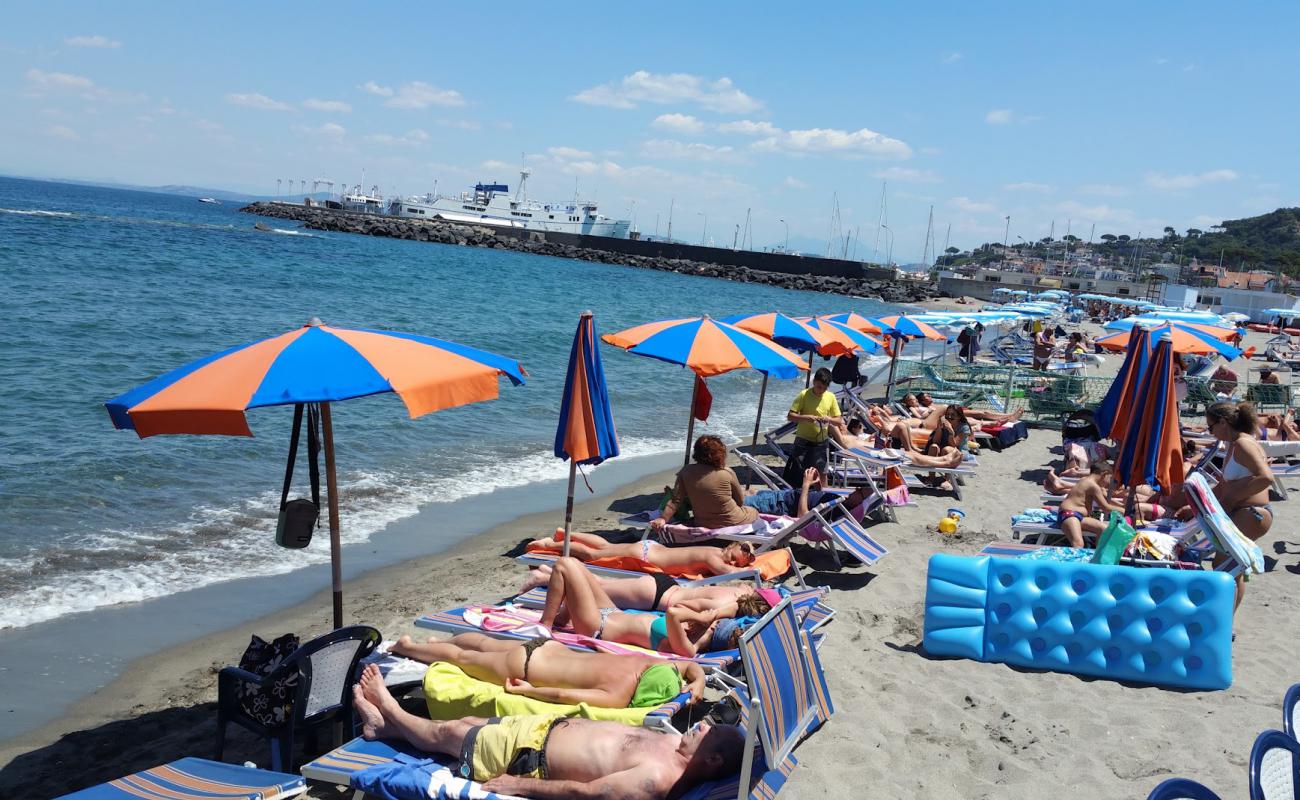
275, 404, 320, 549
658, 487, 691, 522
1091, 512, 1138, 565
236, 633, 301, 728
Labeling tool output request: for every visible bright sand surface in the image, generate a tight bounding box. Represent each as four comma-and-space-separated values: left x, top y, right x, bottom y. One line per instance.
3, 324, 1298, 799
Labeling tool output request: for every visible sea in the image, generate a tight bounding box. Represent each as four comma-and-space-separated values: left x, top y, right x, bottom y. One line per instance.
0, 176, 910, 736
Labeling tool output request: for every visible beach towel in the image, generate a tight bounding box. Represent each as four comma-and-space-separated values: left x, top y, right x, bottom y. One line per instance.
656, 517, 772, 544
523, 542, 792, 581
1011, 508, 1056, 526
421, 662, 654, 725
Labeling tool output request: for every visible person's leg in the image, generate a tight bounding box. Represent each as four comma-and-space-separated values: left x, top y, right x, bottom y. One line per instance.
354, 663, 483, 748
538, 556, 613, 634
519, 563, 554, 594
1059, 515, 1085, 548
783, 439, 812, 488
1226, 507, 1272, 611
890, 421, 919, 452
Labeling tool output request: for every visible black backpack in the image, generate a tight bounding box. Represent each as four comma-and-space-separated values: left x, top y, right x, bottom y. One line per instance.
1062, 409, 1100, 443
275, 403, 320, 549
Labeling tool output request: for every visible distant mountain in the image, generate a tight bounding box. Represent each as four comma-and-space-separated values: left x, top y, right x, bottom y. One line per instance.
1, 174, 277, 203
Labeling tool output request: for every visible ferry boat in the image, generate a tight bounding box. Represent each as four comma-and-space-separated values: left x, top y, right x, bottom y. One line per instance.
389, 169, 631, 238
340, 185, 386, 215
197, 197, 221, 205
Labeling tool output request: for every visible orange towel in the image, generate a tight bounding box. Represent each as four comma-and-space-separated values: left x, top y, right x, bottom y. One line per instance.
524, 543, 791, 581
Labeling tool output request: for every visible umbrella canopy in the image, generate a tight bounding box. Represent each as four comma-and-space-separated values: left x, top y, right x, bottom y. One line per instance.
821, 312, 885, 335
106, 318, 526, 627
874, 315, 948, 341
555, 312, 619, 555
1096, 323, 1242, 359
1094, 326, 1152, 443
722, 312, 837, 355
1134, 310, 1227, 326
602, 316, 806, 379
1113, 337, 1185, 495
1102, 318, 1236, 341
800, 317, 884, 355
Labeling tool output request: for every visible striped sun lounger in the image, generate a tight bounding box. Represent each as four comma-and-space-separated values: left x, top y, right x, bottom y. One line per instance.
57, 758, 306, 800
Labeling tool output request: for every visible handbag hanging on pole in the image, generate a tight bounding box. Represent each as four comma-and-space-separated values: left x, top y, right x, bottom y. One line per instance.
275, 403, 321, 549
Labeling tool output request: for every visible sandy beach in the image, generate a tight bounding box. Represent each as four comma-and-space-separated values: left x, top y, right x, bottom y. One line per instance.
4, 325, 1298, 800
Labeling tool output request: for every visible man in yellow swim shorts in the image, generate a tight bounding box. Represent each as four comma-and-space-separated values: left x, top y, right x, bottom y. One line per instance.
353, 664, 743, 798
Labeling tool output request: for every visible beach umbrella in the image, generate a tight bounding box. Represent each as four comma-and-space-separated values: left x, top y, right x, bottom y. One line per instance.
1094, 326, 1152, 443
822, 311, 885, 335
1134, 311, 1228, 326
1096, 323, 1242, 359
105, 318, 526, 628
1102, 318, 1236, 341
724, 313, 841, 446
1113, 336, 1185, 514
873, 315, 947, 400
555, 312, 620, 556
602, 316, 807, 464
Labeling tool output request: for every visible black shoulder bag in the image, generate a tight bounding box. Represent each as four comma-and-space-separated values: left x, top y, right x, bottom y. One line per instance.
275, 403, 321, 549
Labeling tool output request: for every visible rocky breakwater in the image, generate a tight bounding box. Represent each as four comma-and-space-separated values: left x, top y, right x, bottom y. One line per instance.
241, 202, 939, 304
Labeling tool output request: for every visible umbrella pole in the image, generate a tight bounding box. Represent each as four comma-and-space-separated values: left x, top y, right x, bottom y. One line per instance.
885, 337, 900, 401
320, 401, 344, 629
751, 374, 770, 448
562, 460, 577, 558
684, 379, 699, 466
805, 351, 814, 387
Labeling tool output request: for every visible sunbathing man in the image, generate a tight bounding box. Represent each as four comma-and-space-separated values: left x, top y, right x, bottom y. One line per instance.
352, 664, 743, 798
529, 531, 757, 578
389, 631, 707, 708
531, 556, 764, 656
1056, 461, 1124, 547
910, 393, 1024, 425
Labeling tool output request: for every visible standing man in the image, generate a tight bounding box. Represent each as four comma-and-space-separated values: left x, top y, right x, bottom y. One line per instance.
783, 367, 841, 488
1033, 327, 1055, 371
957, 326, 976, 363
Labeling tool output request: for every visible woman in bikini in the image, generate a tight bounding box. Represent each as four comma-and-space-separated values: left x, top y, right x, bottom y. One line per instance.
388, 632, 707, 709
520, 557, 775, 617
533, 557, 772, 656
528, 530, 757, 578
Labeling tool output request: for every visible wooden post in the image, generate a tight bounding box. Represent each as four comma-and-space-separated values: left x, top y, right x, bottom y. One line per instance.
320, 401, 344, 629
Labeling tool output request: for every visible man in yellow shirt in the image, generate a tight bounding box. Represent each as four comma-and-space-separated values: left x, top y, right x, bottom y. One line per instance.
782, 367, 842, 487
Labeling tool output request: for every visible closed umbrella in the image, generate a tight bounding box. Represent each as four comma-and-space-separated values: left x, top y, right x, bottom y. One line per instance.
1094, 326, 1151, 444
602, 316, 807, 464
1113, 336, 1185, 519
555, 312, 620, 556
106, 318, 526, 627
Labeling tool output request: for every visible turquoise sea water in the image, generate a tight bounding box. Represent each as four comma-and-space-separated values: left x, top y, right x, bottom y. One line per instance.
0, 176, 905, 634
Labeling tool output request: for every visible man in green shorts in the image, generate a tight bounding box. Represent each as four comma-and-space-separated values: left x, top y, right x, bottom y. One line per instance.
353, 664, 744, 798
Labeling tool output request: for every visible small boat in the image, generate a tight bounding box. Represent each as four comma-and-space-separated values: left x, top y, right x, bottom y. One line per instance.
253, 222, 272, 232
198, 197, 221, 205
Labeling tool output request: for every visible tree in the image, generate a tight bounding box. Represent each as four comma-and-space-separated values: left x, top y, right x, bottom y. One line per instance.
1100, 233, 1117, 243
1186, 228, 1203, 238
1118, 234, 1131, 243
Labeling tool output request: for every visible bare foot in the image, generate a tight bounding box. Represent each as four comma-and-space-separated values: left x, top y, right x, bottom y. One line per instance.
533, 537, 559, 550
352, 684, 388, 740
519, 564, 552, 594
359, 663, 399, 716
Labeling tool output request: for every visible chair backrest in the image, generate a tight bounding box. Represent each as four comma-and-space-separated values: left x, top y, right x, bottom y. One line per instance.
731, 448, 790, 492
1285, 683, 1300, 742
1146, 777, 1223, 800
283, 625, 381, 723
821, 513, 888, 567
1250, 729, 1299, 800
737, 598, 825, 765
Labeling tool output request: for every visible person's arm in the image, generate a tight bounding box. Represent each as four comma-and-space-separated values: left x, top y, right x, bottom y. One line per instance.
503, 679, 619, 708
680, 662, 706, 704
787, 390, 807, 423
652, 475, 686, 532
701, 552, 743, 575
728, 469, 745, 507
1090, 483, 1123, 514
664, 605, 717, 656
483, 768, 665, 800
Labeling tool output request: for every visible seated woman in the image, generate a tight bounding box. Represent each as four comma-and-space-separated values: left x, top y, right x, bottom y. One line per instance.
389, 631, 707, 708
650, 435, 759, 534
1260, 409, 1300, 440
534, 556, 768, 656
924, 405, 972, 455
519, 558, 778, 616
528, 530, 757, 577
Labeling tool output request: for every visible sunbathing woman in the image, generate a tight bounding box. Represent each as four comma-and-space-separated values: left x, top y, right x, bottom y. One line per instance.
389, 631, 707, 708
530, 557, 762, 656
529, 530, 757, 577
832, 421, 966, 468
519, 557, 779, 617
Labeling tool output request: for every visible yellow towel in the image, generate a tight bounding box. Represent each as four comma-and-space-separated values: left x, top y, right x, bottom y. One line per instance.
421, 662, 652, 725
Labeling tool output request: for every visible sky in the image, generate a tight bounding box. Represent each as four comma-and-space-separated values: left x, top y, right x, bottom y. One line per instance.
2, 2, 1298, 258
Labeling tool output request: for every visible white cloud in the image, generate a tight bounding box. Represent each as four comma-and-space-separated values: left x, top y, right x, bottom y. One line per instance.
364, 129, 427, 146
1003, 181, 1052, 192
571, 71, 762, 114
47, 124, 78, 140
364, 80, 465, 109
25, 68, 94, 91
941, 52, 963, 64
302, 98, 351, 113
482, 159, 512, 171
296, 122, 346, 138
548, 146, 593, 159
640, 139, 738, 162
226, 92, 293, 112
783, 176, 808, 189
951, 196, 996, 213
1144, 169, 1238, 191
716, 119, 780, 137
1079, 183, 1130, 197
873, 166, 942, 184
652, 113, 705, 134
65, 35, 120, 49
753, 127, 911, 159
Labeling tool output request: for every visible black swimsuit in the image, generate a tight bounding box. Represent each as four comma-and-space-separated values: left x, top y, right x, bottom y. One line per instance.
649, 573, 676, 609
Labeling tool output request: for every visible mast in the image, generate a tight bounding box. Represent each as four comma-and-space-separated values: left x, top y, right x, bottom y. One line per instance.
921, 205, 935, 266
873, 181, 887, 263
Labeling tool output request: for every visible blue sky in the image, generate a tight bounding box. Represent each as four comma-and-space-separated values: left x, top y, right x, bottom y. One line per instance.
2, 2, 1297, 256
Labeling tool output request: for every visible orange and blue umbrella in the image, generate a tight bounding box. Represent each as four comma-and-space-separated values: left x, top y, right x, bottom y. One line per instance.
555, 312, 619, 552
800, 317, 885, 356
873, 315, 947, 398
723, 312, 835, 355
106, 318, 525, 627
1096, 323, 1242, 359
1094, 326, 1151, 443
1114, 336, 1185, 497
823, 311, 885, 335
1102, 318, 1237, 341
603, 316, 807, 462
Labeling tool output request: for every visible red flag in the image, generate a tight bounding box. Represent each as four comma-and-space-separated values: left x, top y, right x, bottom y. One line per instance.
692, 375, 712, 421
